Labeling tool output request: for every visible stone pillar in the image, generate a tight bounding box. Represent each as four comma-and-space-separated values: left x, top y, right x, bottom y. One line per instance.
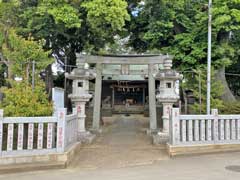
112, 87, 115, 108
148, 64, 157, 132
75, 101, 87, 133
162, 102, 173, 133
143, 88, 145, 105
93, 63, 102, 130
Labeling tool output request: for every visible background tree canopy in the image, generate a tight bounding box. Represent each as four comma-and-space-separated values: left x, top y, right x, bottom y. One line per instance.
126, 0, 240, 108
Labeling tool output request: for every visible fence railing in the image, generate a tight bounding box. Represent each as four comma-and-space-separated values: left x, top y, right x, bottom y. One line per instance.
0, 108, 78, 157
170, 108, 240, 146
65, 109, 78, 150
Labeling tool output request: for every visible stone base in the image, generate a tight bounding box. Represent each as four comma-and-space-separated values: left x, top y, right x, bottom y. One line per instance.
152, 132, 169, 145
167, 143, 240, 157
78, 131, 96, 144
0, 142, 81, 173
89, 128, 103, 134
146, 128, 159, 135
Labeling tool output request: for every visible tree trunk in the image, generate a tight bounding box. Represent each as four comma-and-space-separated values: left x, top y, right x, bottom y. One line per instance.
7, 63, 13, 80
26, 63, 30, 82
215, 67, 236, 102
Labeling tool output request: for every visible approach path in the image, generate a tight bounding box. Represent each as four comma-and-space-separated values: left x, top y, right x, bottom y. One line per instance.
70, 114, 168, 169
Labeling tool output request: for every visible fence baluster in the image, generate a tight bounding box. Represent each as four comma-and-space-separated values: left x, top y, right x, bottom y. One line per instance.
47, 123, 54, 149
27, 123, 34, 150
237, 119, 240, 140
188, 120, 193, 142
225, 119, 230, 140
206, 119, 212, 141
194, 120, 199, 141
37, 123, 44, 149
17, 123, 24, 150
220, 120, 224, 140
200, 120, 205, 141
231, 120, 236, 140
7, 123, 14, 151
182, 120, 186, 142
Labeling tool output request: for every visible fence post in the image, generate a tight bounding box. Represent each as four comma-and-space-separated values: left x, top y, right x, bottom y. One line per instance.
0, 110, 3, 156
56, 108, 67, 153
72, 108, 78, 142
211, 109, 218, 143
170, 108, 180, 145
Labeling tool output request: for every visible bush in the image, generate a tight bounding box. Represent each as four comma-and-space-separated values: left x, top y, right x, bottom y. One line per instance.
182, 67, 225, 114
0, 80, 53, 117
220, 101, 240, 114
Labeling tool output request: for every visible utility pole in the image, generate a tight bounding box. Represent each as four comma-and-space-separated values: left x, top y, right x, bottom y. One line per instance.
207, 0, 212, 115
64, 56, 67, 107
32, 61, 35, 91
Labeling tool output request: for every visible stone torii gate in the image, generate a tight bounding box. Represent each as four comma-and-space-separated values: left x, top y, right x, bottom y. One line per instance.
67, 54, 180, 140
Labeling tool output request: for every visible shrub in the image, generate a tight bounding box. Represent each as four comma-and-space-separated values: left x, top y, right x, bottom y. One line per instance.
0, 80, 53, 117
220, 101, 240, 114
182, 67, 224, 114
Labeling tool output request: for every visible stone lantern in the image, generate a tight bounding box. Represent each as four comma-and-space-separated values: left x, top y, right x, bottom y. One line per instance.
155, 58, 181, 136
65, 54, 96, 142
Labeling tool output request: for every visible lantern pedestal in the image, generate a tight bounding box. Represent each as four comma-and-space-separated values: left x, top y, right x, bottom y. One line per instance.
66, 62, 96, 143
155, 58, 181, 143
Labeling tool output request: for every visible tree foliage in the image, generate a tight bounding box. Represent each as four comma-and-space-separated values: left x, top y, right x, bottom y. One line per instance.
18, 0, 130, 54
82, 0, 130, 32
1, 29, 53, 78
128, 0, 240, 69
0, 1, 53, 80
126, 0, 240, 107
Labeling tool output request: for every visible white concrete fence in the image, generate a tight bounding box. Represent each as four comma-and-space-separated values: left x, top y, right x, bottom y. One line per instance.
169, 108, 240, 146
0, 108, 78, 157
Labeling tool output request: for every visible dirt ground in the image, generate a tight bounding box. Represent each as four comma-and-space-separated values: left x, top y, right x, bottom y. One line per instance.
70, 114, 168, 169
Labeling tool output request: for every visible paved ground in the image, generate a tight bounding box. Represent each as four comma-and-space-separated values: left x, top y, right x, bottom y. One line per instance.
1, 152, 240, 180
0, 114, 240, 179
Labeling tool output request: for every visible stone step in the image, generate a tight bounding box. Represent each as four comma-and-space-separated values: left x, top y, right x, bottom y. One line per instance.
0, 161, 66, 174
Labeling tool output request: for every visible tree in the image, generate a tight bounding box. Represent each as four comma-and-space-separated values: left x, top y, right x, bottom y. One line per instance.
18, 0, 130, 55
127, 0, 240, 102
0, 1, 53, 80
1, 29, 53, 80
17, 0, 130, 94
